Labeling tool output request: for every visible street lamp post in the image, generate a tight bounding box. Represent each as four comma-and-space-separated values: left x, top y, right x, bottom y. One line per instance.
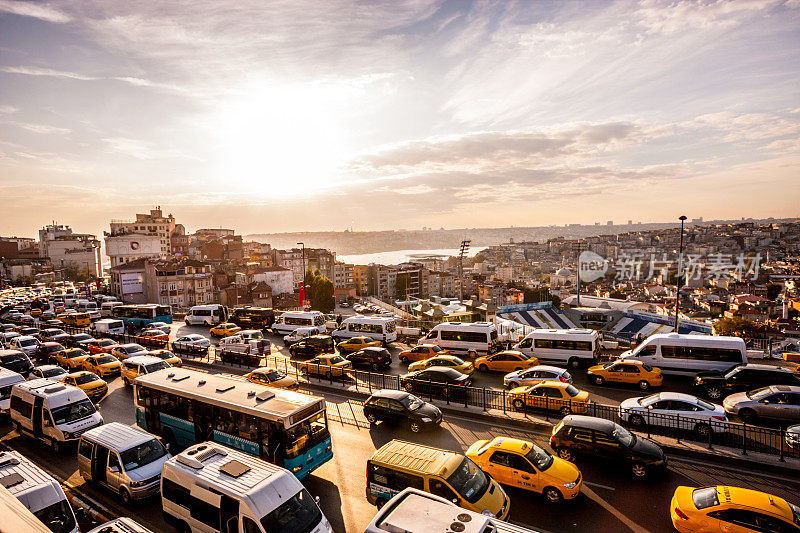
674, 216, 687, 332
297, 242, 306, 307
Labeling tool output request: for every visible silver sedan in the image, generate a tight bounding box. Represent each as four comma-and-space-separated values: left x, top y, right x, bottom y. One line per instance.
723, 385, 800, 423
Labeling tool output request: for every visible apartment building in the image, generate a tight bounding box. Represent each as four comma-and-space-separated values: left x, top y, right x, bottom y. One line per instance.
37, 224, 103, 277
105, 207, 176, 267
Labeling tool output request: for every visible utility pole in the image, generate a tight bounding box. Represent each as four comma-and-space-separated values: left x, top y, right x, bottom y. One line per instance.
572, 241, 585, 307
674, 216, 687, 332
458, 239, 470, 302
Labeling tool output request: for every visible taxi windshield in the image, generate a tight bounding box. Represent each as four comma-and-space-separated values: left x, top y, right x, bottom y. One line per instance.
96, 356, 116, 364
265, 370, 286, 382
74, 373, 99, 385
525, 444, 554, 471
446, 457, 490, 504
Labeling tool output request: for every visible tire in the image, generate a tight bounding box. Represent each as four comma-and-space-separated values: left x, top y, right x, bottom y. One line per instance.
629, 414, 646, 427
324, 371, 332, 379
400, 356, 408, 364
512, 399, 525, 410
631, 462, 648, 480
184, 320, 190, 326
52, 439, 61, 454
543, 486, 563, 504
568, 358, 581, 369
560, 406, 573, 416
507, 381, 519, 389
409, 421, 421, 433
705, 386, 722, 400
556, 447, 574, 461
479, 364, 489, 372
404, 382, 414, 392
638, 380, 650, 391
371, 363, 379, 371
593, 375, 605, 386
694, 423, 711, 437
366, 413, 377, 425
120, 488, 132, 504
738, 408, 757, 423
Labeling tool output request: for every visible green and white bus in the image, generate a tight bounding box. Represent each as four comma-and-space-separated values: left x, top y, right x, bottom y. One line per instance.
134, 368, 332, 479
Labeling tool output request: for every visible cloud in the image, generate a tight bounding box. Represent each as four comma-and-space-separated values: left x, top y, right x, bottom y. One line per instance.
0, 65, 95, 81
0, 0, 72, 23
633, 0, 781, 35
0, 105, 17, 114
1, 120, 71, 135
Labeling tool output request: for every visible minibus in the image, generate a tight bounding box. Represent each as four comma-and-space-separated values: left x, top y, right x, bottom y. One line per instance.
184, 304, 228, 326
10, 379, 104, 451
332, 316, 397, 345
514, 329, 601, 369
90, 318, 125, 336
619, 333, 747, 376
0, 368, 26, 415
271, 310, 326, 336
100, 301, 123, 318
161, 442, 332, 533
419, 322, 500, 356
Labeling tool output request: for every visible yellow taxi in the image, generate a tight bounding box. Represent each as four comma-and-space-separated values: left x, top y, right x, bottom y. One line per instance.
408, 355, 474, 375
62, 371, 108, 401
30, 308, 42, 317
671, 485, 800, 532
336, 336, 381, 355
586, 359, 663, 391
508, 381, 591, 415
58, 312, 91, 327
466, 436, 582, 503
243, 367, 299, 390
295, 354, 352, 378
474, 350, 538, 373
210, 322, 242, 338
56, 347, 92, 371
148, 349, 183, 367
398, 344, 448, 364
82, 354, 122, 378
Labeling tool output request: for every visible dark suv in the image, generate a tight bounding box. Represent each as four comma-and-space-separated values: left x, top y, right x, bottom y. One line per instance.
288, 335, 335, 359
363, 389, 442, 432
693, 363, 800, 400
34, 342, 65, 364
346, 347, 392, 370
0, 349, 34, 377
550, 415, 666, 480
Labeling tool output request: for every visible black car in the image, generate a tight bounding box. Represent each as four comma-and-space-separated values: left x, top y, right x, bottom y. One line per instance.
363, 389, 442, 432
289, 335, 335, 359
0, 324, 14, 333
38, 328, 66, 342
0, 349, 34, 377
399, 367, 471, 398
346, 347, 392, 371
550, 415, 666, 480
35, 342, 65, 364
18, 327, 39, 337
693, 363, 800, 400
66, 333, 96, 348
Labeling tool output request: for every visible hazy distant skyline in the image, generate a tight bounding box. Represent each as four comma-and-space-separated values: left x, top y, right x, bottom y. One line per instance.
1, 0, 799, 238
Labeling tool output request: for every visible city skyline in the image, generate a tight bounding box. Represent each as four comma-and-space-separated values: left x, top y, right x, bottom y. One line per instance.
1, 0, 799, 237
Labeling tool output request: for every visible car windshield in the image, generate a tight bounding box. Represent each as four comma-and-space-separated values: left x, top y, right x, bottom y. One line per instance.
20, 339, 36, 346
74, 335, 91, 341
74, 373, 100, 385
129, 344, 145, 352
33, 499, 76, 533
452, 357, 466, 365
120, 438, 167, 471
446, 457, 491, 503
261, 489, 321, 533
43, 368, 65, 378
96, 356, 116, 364
68, 350, 87, 358
697, 399, 716, 411
144, 362, 169, 373
50, 399, 96, 425
642, 363, 653, 372
525, 444, 554, 471
1, 353, 26, 364
692, 487, 719, 510
612, 425, 635, 447
401, 394, 425, 411
564, 385, 581, 397
747, 387, 773, 400
638, 393, 661, 406
432, 345, 443, 352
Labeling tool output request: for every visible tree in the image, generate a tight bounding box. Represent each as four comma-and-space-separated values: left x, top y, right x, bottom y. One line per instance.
311, 276, 335, 314
713, 317, 762, 339
766, 283, 783, 301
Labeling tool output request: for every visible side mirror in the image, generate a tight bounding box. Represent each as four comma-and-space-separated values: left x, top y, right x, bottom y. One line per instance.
315, 496, 321, 504
452, 498, 459, 505
74, 507, 87, 521
43, 419, 52, 427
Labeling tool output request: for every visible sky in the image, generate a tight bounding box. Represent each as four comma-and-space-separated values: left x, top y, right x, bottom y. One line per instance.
0, 0, 799, 238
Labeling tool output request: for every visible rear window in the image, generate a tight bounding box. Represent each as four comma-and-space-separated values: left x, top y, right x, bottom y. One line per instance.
564, 385, 581, 397
692, 487, 719, 509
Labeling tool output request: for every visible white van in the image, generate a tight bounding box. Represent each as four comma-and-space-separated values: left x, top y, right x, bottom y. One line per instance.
76, 300, 100, 320
161, 442, 332, 533
0, 368, 26, 415
87, 518, 153, 533
78, 422, 172, 503
619, 333, 747, 376
514, 329, 601, 369
332, 316, 398, 344
0, 450, 79, 533
419, 322, 500, 356
10, 379, 104, 451
364, 488, 538, 533
100, 301, 123, 318
271, 311, 326, 336
90, 318, 125, 336
282, 326, 320, 346
185, 304, 228, 326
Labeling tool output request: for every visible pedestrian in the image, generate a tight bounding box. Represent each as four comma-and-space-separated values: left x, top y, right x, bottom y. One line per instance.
336, 314, 342, 327
634, 332, 642, 347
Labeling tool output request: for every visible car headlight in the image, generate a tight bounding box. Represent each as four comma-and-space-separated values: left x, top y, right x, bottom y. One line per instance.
420, 417, 432, 423
130, 479, 148, 487
564, 481, 578, 489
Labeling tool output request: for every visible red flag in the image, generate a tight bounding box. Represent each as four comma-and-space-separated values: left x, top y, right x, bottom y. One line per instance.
298, 280, 305, 306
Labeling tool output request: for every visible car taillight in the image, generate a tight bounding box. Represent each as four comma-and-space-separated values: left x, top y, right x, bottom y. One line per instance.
549, 435, 555, 445
559, 376, 567, 382
712, 416, 726, 421
674, 507, 689, 520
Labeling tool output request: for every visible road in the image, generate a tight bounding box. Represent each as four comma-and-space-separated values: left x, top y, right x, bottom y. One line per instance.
2, 360, 799, 533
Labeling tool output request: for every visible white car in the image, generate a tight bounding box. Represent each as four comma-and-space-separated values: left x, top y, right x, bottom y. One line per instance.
503, 365, 573, 389
283, 326, 322, 346
0, 331, 20, 348
172, 334, 211, 349
618, 392, 728, 437
30, 365, 68, 381
147, 322, 171, 334
9, 335, 39, 357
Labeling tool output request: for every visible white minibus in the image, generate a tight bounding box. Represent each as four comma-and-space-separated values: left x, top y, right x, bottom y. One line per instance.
364, 488, 538, 533
271, 310, 326, 336
0, 368, 26, 415
10, 379, 104, 451
161, 442, 332, 533
514, 329, 601, 369
332, 316, 397, 345
419, 322, 500, 356
619, 333, 747, 376
87, 518, 153, 533
184, 304, 228, 326
90, 318, 125, 336
100, 301, 123, 318
0, 450, 79, 533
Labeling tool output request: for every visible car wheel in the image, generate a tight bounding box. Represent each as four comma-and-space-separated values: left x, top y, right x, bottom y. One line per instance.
404, 383, 414, 392
120, 488, 132, 504
568, 358, 581, 369
705, 386, 722, 400
52, 439, 61, 453
560, 406, 573, 416
739, 408, 757, 423
556, 447, 574, 461
695, 423, 711, 437
507, 381, 519, 389
631, 462, 648, 479
638, 380, 650, 391
512, 398, 525, 410
409, 421, 421, 433
629, 414, 645, 427
324, 371, 332, 379
543, 486, 563, 504
184, 320, 190, 326
478, 364, 488, 372
371, 363, 379, 371
366, 413, 377, 424
592, 375, 605, 386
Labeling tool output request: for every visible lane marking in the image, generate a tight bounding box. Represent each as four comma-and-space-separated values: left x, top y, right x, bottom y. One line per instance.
580, 484, 649, 533
584, 481, 616, 491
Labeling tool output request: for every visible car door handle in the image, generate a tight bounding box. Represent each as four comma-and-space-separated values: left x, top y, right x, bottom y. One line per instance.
521, 474, 530, 480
